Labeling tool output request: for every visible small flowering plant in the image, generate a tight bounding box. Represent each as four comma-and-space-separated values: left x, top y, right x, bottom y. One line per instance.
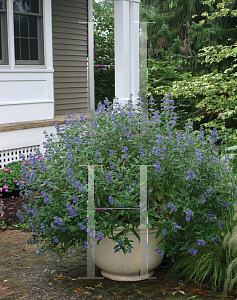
16, 95, 237, 261
0, 161, 22, 195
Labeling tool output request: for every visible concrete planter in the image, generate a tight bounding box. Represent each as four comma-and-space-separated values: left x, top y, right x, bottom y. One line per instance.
91, 224, 164, 281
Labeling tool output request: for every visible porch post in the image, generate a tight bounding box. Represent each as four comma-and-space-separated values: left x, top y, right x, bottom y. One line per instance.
114, 0, 130, 106
114, 0, 140, 107
129, 0, 140, 106
88, 0, 95, 113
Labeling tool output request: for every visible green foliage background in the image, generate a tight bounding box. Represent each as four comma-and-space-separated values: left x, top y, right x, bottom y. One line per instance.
93, 0, 115, 111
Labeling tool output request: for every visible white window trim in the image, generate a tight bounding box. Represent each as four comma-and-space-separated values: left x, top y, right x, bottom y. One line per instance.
0, 0, 53, 70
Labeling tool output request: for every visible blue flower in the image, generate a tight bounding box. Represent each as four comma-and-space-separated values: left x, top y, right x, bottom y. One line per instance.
69, 249, 74, 254
186, 209, 194, 222
189, 247, 198, 255
122, 146, 128, 153
155, 161, 161, 173
109, 150, 114, 157
168, 203, 177, 212
195, 149, 204, 161
187, 170, 195, 180
174, 224, 181, 230
213, 237, 218, 242
219, 222, 225, 228
197, 239, 205, 246
201, 196, 206, 204
186, 184, 191, 188
109, 161, 115, 169
156, 248, 164, 255
132, 180, 136, 187
109, 196, 114, 205
163, 230, 167, 235
97, 232, 104, 240
106, 172, 113, 182
118, 173, 123, 179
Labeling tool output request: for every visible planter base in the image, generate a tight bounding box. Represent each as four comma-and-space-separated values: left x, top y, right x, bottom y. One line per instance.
91, 225, 164, 282
101, 269, 155, 281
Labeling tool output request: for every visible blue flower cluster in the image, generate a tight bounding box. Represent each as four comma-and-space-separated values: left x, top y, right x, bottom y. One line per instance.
186, 209, 194, 222
168, 202, 177, 212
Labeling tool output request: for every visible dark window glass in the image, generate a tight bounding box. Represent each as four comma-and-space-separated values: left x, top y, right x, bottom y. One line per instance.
13, 0, 30, 12
20, 15, 28, 38
14, 0, 43, 64
14, 15, 20, 37
30, 39, 37, 60
21, 38, 29, 60
14, 38, 20, 60
30, 0, 39, 13
29, 16, 37, 37
0, 1, 2, 10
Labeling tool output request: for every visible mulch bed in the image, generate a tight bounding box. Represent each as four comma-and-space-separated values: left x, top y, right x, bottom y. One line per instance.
0, 190, 30, 228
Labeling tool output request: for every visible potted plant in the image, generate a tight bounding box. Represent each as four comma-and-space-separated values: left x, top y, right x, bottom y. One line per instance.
17, 94, 237, 281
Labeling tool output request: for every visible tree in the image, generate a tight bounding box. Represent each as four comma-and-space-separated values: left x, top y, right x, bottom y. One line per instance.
149, 0, 237, 145
93, 0, 115, 110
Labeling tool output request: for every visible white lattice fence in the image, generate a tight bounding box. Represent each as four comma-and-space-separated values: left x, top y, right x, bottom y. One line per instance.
0, 145, 40, 169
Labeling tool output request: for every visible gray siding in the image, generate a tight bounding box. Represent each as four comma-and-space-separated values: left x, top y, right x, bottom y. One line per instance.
52, 0, 88, 115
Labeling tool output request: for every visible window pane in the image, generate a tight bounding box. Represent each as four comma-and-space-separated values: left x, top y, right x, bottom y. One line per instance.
14, 38, 20, 60
30, 39, 38, 60
30, 0, 39, 13
21, 38, 29, 60
20, 15, 28, 38
0, 1, 3, 10
29, 16, 37, 38
14, 15, 20, 37
14, 0, 30, 12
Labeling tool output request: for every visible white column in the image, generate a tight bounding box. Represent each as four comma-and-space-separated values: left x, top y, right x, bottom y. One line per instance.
88, 0, 95, 113
129, 0, 140, 106
114, 0, 130, 106
7, 0, 14, 69
43, 0, 53, 69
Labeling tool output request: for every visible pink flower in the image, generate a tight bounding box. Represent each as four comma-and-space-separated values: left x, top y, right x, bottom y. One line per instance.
38, 157, 45, 161
14, 180, 18, 182
10, 170, 12, 173
0, 188, 2, 193
21, 161, 27, 166
3, 179, 6, 182
12, 196, 14, 199
3, 185, 8, 192
0, 194, 2, 197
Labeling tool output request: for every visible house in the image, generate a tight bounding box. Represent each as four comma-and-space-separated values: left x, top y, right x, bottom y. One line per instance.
0, 0, 140, 168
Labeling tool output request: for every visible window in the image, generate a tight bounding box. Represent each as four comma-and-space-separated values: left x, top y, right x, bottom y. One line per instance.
0, 0, 8, 64
14, 0, 43, 64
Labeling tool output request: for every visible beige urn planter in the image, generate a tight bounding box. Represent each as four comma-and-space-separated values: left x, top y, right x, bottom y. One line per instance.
90, 224, 164, 281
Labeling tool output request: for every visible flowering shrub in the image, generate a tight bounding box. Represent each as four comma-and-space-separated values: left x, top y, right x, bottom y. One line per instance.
0, 161, 22, 195
16, 95, 237, 260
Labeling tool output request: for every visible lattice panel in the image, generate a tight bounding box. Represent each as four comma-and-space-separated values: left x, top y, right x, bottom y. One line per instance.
0, 145, 40, 169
